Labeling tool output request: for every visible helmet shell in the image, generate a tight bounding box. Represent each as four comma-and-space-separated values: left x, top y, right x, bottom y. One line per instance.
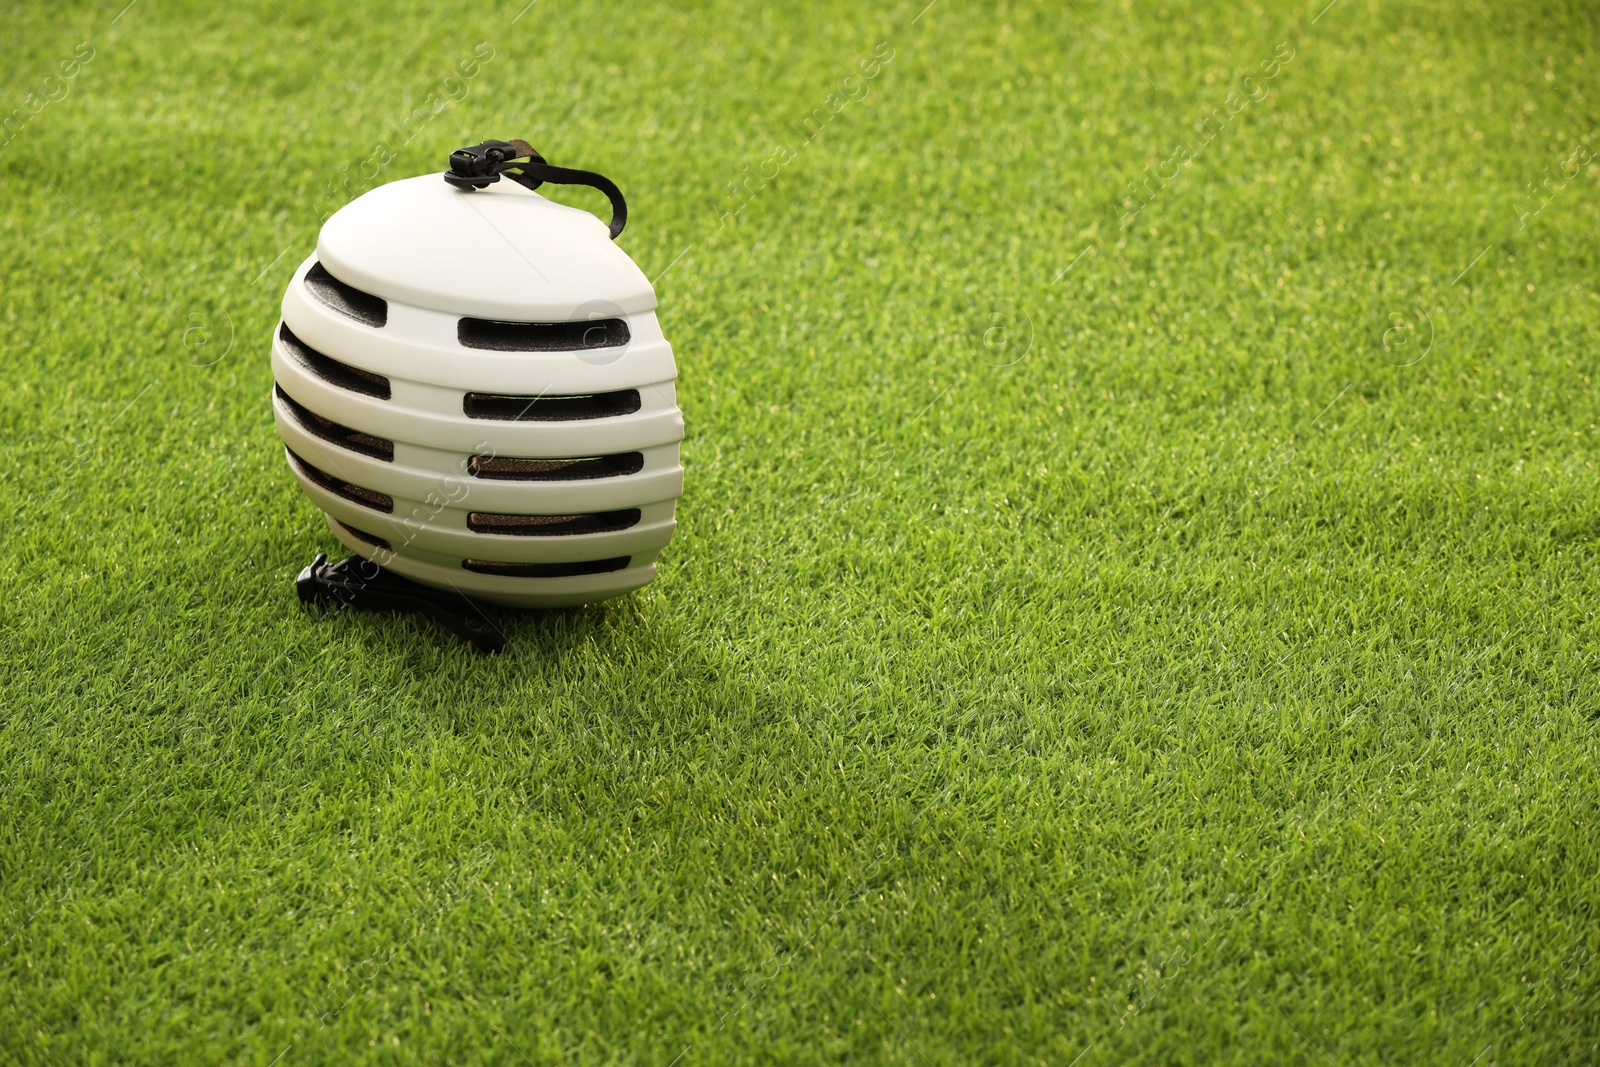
271, 173, 683, 607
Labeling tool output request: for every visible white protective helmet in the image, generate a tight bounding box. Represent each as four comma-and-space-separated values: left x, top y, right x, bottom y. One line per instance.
271, 141, 683, 608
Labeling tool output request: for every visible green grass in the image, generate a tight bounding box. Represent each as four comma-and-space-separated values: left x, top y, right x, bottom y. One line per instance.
3, 0, 1599, 1061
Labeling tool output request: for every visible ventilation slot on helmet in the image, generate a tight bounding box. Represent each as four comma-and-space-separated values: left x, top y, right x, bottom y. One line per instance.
462, 389, 641, 422
304, 261, 388, 328
275, 385, 394, 461
467, 509, 641, 536
278, 323, 390, 399
457, 317, 630, 352
462, 556, 631, 578
468, 452, 644, 481
334, 519, 392, 551
286, 448, 395, 513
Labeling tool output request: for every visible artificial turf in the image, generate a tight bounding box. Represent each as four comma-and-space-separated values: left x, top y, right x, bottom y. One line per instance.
3, 0, 1599, 1062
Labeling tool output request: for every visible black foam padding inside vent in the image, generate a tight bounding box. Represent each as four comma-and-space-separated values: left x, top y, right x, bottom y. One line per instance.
463, 390, 641, 422
466, 509, 641, 537
278, 323, 390, 399
304, 261, 388, 328
457, 317, 630, 352
275, 385, 394, 461
334, 519, 392, 551
468, 452, 644, 481
286, 447, 394, 513
461, 556, 632, 578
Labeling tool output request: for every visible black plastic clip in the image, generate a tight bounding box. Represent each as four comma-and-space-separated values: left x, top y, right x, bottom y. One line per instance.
295, 553, 507, 654
444, 139, 543, 189
443, 138, 629, 240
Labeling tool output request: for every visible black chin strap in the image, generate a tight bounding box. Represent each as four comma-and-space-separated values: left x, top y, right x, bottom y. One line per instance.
444, 138, 628, 240
296, 553, 507, 654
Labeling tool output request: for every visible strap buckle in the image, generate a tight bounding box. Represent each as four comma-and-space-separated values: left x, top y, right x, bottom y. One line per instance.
442, 137, 627, 240
295, 552, 507, 654
444, 138, 544, 189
